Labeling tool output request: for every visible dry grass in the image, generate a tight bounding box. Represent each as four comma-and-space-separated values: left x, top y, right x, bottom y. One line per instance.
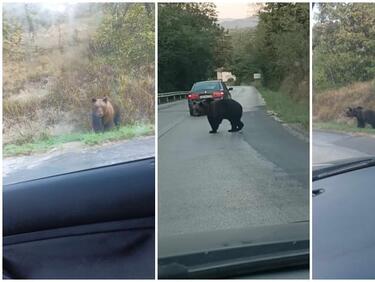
313, 80, 375, 124
4, 123, 154, 157
3, 16, 154, 146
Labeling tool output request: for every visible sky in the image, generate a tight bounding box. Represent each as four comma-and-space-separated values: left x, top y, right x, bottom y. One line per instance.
312, 4, 320, 25
215, 2, 262, 19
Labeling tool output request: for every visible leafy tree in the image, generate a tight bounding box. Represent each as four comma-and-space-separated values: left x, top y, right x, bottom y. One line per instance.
91, 3, 155, 74
313, 3, 375, 90
229, 28, 258, 84
256, 3, 309, 91
158, 3, 229, 92
229, 3, 309, 98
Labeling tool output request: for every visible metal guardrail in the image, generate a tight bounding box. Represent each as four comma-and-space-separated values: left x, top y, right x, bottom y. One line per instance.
158, 91, 189, 104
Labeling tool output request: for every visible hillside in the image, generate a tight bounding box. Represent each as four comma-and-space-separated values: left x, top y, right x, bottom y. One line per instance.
313, 80, 375, 131
218, 16, 258, 29
3, 3, 154, 148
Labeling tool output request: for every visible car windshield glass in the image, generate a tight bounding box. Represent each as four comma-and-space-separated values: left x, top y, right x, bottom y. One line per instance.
3, 3, 155, 185
158, 2, 310, 274
192, 81, 221, 91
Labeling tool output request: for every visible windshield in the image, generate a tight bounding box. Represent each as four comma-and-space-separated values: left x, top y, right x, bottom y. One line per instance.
192, 81, 221, 91
3, 3, 155, 185
158, 2, 309, 275
312, 4, 375, 279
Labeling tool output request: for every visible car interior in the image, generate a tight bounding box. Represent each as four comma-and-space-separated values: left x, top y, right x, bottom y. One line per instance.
3, 157, 155, 279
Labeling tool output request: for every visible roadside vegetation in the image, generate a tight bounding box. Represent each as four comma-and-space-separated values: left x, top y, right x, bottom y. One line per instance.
4, 123, 154, 157
314, 122, 375, 136
313, 3, 375, 133
3, 3, 155, 154
257, 87, 309, 129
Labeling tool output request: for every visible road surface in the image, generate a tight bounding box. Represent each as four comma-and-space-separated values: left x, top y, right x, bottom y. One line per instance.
313, 130, 375, 164
158, 86, 309, 239
3, 136, 155, 185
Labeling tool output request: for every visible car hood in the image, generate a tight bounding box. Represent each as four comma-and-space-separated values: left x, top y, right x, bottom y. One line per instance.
159, 221, 308, 258
314, 156, 375, 169
313, 156, 375, 180
313, 164, 375, 278
159, 222, 308, 278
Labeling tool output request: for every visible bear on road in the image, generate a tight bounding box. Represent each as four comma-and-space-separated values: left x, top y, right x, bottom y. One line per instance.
199, 99, 244, 134
345, 106, 375, 128
91, 97, 121, 133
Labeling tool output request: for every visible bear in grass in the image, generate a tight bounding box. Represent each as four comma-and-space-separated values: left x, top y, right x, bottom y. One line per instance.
345, 106, 375, 129
91, 97, 121, 133
199, 99, 244, 134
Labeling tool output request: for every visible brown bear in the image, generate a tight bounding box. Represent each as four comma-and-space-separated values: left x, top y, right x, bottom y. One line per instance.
199, 99, 244, 133
345, 106, 375, 128
91, 97, 121, 133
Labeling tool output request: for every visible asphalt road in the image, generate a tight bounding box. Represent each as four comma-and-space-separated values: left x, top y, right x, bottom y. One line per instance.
313, 130, 375, 164
158, 86, 309, 239
3, 136, 155, 185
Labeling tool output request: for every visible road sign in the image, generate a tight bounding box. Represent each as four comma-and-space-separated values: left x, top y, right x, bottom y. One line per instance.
254, 73, 261, 79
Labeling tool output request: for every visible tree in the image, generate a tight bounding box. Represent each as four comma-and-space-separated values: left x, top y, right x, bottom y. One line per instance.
313, 3, 375, 90
158, 3, 228, 92
229, 3, 309, 98
91, 3, 155, 74
255, 3, 309, 91
228, 28, 257, 84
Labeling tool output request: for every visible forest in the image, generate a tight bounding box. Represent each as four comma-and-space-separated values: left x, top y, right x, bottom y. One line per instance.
231, 3, 309, 100
313, 3, 375, 91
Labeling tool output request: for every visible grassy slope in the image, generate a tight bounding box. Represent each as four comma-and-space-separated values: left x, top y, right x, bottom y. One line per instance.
314, 122, 375, 135
256, 86, 309, 129
4, 13, 154, 149
313, 80, 375, 135
4, 124, 154, 157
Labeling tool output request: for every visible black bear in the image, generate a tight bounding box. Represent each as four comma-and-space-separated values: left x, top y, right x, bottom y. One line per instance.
91, 97, 121, 133
345, 106, 375, 128
199, 99, 244, 133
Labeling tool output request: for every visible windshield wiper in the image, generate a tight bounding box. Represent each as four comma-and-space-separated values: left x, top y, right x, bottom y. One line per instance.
158, 239, 309, 279
313, 157, 375, 181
